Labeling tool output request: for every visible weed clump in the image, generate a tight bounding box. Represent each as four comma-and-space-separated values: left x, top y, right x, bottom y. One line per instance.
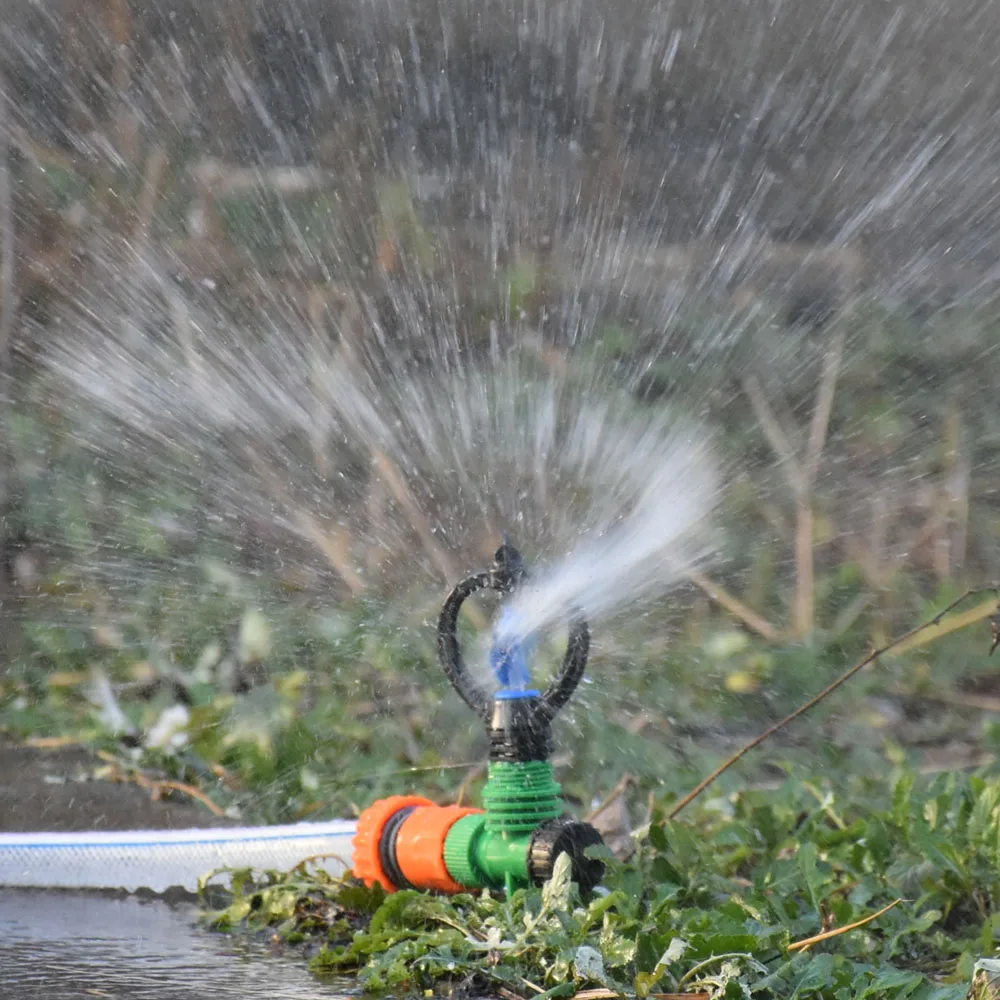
205, 767, 999, 999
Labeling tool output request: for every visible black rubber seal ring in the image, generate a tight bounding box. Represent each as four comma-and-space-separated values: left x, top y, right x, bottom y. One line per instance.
379, 805, 418, 891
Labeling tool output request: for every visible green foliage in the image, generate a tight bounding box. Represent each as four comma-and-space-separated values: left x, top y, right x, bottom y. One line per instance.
202, 766, 1000, 998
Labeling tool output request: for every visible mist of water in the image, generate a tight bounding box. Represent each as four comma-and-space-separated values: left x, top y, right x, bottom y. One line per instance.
48, 287, 719, 628
6, 0, 1000, 698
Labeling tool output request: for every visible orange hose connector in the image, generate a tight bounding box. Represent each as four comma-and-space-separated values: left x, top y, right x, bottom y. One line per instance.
351, 795, 435, 891
395, 803, 482, 893
351, 796, 483, 893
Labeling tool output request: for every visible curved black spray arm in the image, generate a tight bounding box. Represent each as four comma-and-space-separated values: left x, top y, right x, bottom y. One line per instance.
436, 541, 590, 725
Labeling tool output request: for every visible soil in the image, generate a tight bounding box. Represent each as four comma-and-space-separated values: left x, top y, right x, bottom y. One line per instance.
0, 744, 238, 832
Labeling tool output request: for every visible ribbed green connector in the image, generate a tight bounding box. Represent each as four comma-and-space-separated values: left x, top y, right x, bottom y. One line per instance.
442, 760, 564, 893
443, 813, 489, 888
481, 760, 563, 832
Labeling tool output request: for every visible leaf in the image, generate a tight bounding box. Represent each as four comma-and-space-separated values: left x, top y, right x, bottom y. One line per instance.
542, 852, 574, 913
635, 965, 675, 998
661, 937, 689, 964
648, 823, 669, 852
574, 945, 607, 984
532, 984, 575, 1000
583, 890, 626, 929
856, 967, 924, 998
789, 953, 836, 998
968, 782, 1000, 845
893, 773, 915, 827
797, 841, 822, 914
650, 855, 686, 886
685, 933, 760, 961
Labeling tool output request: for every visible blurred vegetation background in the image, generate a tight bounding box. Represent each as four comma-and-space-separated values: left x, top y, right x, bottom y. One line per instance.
2, 0, 1000, 832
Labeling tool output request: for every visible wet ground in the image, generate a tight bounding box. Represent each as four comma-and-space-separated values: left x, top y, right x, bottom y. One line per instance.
0, 889, 355, 1000
0, 745, 339, 998
0, 744, 238, 832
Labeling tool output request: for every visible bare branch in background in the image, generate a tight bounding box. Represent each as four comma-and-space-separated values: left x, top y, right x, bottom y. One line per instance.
734, 332, 845, 639
0, 71, 18, 659
307, 285, 332, 477
804, 330, 845, 488
687, 569, 781, 642
247, 448, 366, 597
106, 0, 137, 162
132, 145, 169, 257
667, 586, 1000, 819
741, 375, 806, 497
791, 330, 843, 636
372, 449, 473, 604
0, 78, 14, 371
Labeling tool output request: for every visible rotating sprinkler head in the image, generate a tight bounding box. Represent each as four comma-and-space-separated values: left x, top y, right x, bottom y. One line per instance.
352, 540, 606, 897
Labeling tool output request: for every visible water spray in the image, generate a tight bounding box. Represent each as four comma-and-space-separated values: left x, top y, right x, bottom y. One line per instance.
351, 540, 606, 896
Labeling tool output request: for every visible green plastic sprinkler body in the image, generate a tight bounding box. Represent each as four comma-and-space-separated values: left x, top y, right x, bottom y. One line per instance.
351, 541, 606, 896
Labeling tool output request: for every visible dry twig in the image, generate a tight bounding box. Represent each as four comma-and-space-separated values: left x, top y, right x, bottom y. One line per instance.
372, 449, 460, 587
738, 331, 845, 638
0, 73, 17, 659
668, 586, 999, 819
687, 569, 781, 642
371, 449, 489, 629
98, 752, 227, 817
246, 449, 365, 595
787, 898, 904, 953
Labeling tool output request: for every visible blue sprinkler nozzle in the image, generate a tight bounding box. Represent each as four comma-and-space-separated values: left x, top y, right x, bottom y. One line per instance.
489, 607, 540, 700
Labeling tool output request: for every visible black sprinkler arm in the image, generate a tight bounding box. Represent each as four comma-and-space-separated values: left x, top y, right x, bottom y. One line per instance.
436, 541, 590, 725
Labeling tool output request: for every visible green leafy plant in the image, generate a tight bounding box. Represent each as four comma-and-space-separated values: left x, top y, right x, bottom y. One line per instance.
202, 764, 1000, 999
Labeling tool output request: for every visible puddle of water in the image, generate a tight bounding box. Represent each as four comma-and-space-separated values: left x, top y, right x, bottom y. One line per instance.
0, 890, 356, 1000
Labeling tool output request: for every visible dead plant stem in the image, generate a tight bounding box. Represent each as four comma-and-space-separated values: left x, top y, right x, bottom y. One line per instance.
247, 448, 365, 595
687, 569, 781, 642
0, 73, 16, 659
742, 332, 844, 638
667, 586, 999, 819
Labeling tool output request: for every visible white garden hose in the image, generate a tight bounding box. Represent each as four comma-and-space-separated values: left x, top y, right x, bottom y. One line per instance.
0, 820, 357, 893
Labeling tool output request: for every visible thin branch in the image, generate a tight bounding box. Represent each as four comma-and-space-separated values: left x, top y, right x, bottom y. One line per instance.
586, 772, 635, 823
247, 449, 365, 596
371, 449, 492, 630
100, 752, 226, 817
796, 332, 844, 636
286, 851, 352, 872
826, 592, 874, 641
742, 375, 805, 497
756, 499, 792, 543
372, 449, 458, 586
306, 285, 331, 477
804, 330, 845, 488
493, 988, 528, 1000
667, 587, 999, 819
688, 569, 782, 642
0, 74, 16, 661
137, 775, 227, 817
0, 75, 14, 378
574, 993, 711, 1000
845, 506, 944, 593
908, 689, 1000, 714
887, 596, 998, 658
455, 762, 487, 807
132, 144, 168, 256
792, 498, 815, 638
787, 898, 904, 953
677, 954, 757, 988
745, 335, 844, 639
